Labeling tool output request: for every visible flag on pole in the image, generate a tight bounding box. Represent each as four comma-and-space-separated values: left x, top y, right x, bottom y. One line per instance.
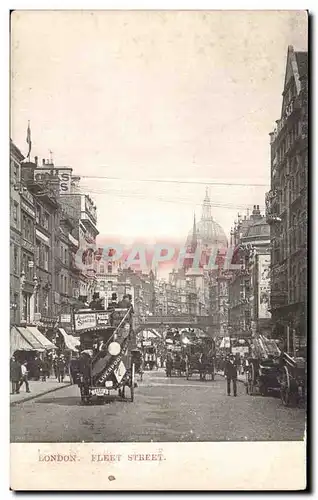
26, 121, 32, 159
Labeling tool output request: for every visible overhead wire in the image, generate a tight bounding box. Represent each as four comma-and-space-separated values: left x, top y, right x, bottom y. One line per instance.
77, 185, 266, 211
78, 175, 269, 188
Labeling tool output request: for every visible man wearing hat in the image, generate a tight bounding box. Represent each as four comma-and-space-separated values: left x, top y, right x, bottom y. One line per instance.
224, 354, 238, 397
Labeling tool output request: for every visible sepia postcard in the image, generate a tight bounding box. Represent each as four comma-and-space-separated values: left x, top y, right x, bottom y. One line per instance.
9, 9, 307, 491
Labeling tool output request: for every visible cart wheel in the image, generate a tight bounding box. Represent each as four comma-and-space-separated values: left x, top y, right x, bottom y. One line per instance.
280, 366, 290, 406
130, 363, 135, 402
247, 363, 255, 395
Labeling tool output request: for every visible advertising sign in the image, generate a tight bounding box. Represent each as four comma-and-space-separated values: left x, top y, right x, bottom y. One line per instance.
232, 346, 249, 355
74, 312, 96, 331
34, 168, 72, 194
96, 312, 110, 326
142, 341, 152, 347
60, 314, 71, 323
258, 255, 271, 319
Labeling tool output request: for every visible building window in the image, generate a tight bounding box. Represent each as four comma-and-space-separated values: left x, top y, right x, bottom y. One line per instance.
13, 202, 18, 223
44, 294, 48, 312
13, 246, 18, 274
35, 204, 40, 224
99, 263, 105, 274
35, 240, 40, 266
22, 293, 30, 323
43, 246, 49, 271
11, 160, 19, 180
100, 281, 105, 291
43, 211, 49, 230
108, 262, 112, 274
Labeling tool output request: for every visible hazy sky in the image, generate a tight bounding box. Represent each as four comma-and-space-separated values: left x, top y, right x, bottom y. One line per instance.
11, 10, 308, 245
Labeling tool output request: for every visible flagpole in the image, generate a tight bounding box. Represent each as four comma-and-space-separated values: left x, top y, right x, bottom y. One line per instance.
26, 121, 32, 161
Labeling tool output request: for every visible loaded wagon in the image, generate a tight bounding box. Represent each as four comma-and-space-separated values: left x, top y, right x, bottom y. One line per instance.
279, 351, 306, 407
246, 335, 281, 396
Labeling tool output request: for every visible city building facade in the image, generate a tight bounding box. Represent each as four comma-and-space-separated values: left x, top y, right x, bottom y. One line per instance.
229, 206, 271, 338
266, 46, 308, 356
10, 141, 24, 324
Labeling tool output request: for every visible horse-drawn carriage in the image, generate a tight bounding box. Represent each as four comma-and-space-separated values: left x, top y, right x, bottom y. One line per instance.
184, 332, 216, 381
166, 350, 186, 377
246, 335, 281, 396
246, 335, 306, 407
74, 307, 137, 404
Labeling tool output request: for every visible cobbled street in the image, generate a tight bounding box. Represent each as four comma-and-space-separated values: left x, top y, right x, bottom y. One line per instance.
11, 370, 305, 443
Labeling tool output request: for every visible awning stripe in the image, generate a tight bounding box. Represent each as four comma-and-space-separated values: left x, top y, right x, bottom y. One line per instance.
10, 327, 36, 356
27, 326, 57, 350
16, 327, 45, 351
58, 328, 80, 351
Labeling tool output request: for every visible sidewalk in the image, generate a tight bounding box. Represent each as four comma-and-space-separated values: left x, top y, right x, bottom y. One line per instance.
10, 376, 71, 405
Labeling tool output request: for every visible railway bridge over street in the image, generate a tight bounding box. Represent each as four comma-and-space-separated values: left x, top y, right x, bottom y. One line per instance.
134, 314, 218, 338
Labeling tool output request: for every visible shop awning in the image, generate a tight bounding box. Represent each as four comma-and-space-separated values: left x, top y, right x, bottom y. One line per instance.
10, 326, 36, 357
27, 326, 57, 350
16, 327, 45, 352
58, 328, 80, 352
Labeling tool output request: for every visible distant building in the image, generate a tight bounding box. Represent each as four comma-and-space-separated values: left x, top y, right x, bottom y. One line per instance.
266, 46, 308, 355
229, 206, 271, 337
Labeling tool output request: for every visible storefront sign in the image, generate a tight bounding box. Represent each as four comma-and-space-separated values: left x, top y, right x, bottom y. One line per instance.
74, 312, 97, 331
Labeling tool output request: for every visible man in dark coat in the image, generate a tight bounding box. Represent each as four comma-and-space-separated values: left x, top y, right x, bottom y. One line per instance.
33, 356, 41, 380
69, 356, 80, 384
117, 295, 130, 309
224, 354, 238, 396
78, 351, 92, 396
107, 293, 118, 326
10, 356, 22, 394
56, 356, 66, 383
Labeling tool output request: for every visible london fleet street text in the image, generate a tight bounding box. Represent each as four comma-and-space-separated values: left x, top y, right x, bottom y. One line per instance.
37, 452, 165, 463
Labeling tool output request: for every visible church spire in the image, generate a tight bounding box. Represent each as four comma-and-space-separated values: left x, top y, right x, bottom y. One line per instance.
183, 212, 198, 272
201, 186, 212, 221
191, 212, 197, 249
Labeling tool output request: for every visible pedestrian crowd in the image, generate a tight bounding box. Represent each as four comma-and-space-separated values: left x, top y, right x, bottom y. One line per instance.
10, 352, 71, 395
